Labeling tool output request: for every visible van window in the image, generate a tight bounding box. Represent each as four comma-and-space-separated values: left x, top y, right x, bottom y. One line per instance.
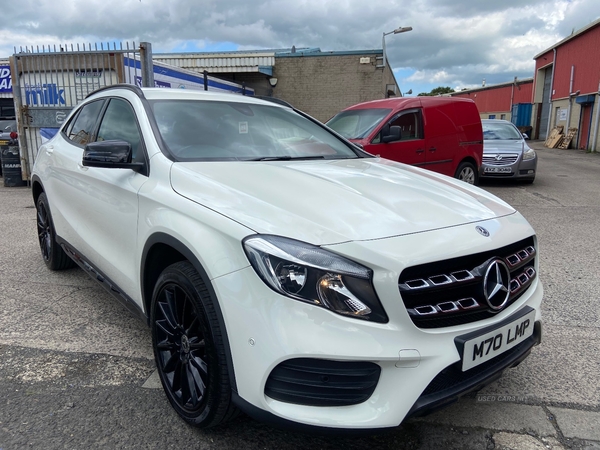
372, 109, 423, 144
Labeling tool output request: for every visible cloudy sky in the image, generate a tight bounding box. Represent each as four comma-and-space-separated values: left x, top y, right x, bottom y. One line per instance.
2, 0, 599, 96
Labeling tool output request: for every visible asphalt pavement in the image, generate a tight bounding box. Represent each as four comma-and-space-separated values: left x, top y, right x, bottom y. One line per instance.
0, 141, 599, 449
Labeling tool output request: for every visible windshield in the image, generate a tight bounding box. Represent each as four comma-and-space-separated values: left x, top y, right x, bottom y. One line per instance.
482, 122, 522, 140
326, 108, 391, 139
151, 100, 361, 161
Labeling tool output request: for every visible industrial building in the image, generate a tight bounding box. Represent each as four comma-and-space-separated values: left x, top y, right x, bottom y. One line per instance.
450, 78, 533, 123
154, 47, 400, 122
532, 18, 600, 148
451, 18, 600, 150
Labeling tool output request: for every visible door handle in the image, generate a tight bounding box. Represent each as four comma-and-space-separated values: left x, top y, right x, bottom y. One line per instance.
429, 147, 437, 152
45, 145, 54, 156
416, 148, 424, 154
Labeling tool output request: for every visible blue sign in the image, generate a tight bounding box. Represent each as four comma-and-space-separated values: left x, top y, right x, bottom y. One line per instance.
0, 66, 12, 93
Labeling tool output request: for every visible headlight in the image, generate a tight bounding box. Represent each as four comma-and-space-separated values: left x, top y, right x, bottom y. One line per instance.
243, 235, 388, 323
522, 147, 536, 160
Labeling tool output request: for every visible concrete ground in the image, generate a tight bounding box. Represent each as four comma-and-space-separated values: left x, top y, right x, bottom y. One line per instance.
0, 141, 599, 449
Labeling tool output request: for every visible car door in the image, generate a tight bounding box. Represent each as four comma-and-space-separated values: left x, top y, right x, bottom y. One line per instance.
51, 96, 149, 299
367, 108, 426, 167
45, 98, 107, 246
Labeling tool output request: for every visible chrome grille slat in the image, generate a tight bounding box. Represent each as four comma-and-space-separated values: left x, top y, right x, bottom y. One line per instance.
482, 154, 519, 166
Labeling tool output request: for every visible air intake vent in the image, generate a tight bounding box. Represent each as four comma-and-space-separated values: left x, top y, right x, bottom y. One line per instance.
265, 358, 381, 407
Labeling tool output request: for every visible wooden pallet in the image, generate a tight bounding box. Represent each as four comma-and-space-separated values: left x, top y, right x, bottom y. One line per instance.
545, 126, 564, 148
557, 127, 578, 149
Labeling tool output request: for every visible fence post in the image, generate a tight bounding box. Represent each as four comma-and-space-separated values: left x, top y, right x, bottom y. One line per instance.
139, 42, 154, 88
9, 54, 30, 182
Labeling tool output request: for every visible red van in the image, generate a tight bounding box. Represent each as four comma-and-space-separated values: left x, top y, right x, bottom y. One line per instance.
326, 97, 483, 184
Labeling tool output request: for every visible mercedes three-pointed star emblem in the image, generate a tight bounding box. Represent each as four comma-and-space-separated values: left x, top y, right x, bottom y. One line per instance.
483, 259, 511, 311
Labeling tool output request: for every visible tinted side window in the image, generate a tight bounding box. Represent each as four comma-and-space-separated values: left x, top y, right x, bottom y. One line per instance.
67, 100, 105, 146
96, 98, 142, 159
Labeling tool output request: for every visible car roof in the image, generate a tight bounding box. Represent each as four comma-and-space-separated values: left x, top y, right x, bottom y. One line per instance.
87, 84, 287, 109
481, 119, 514, 124
342, 95, 475, 111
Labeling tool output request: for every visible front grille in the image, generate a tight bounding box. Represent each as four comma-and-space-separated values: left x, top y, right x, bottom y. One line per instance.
399, 237, 536, 328
265, 358, 381, 407
483, 154, 519, 166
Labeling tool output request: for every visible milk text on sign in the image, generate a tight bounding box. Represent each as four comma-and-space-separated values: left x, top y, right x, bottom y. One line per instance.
25, 84, 66, 106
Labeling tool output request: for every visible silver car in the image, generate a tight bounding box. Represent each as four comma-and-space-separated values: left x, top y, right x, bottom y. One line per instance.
481, 119, 537, 183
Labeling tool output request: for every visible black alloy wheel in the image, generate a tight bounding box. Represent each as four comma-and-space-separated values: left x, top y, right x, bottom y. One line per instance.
151, 261, 237, 428
36, 192, 75, 270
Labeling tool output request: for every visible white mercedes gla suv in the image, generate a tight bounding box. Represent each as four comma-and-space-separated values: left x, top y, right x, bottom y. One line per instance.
32, 85, 543, 431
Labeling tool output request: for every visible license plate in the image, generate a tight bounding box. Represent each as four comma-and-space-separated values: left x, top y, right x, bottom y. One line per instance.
0, 140, 9, 146
461, 309, 536, 371
484, 167, 512, 173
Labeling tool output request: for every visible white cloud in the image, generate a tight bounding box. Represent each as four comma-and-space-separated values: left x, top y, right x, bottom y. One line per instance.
0, 0, 598, 95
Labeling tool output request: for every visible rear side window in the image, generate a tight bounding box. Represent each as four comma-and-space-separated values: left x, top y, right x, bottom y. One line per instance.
66, 100, 105, 146
96, 98, 143, 159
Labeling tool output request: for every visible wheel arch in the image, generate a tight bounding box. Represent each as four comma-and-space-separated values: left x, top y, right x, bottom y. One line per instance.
458, 156, 479, 171
141, 232, 238, 393
31, 175, 44, 205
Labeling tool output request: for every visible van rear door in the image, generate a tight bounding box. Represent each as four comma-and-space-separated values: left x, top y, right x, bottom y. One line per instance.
421, 98, 459, 177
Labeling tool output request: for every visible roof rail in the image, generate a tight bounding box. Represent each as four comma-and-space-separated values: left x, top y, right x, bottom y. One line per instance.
255, 96, 294, 108
85, 83, 145, 99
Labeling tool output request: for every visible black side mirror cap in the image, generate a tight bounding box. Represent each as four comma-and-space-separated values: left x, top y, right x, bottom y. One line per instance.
381, 125, 402, 143
82, 140, 144, 172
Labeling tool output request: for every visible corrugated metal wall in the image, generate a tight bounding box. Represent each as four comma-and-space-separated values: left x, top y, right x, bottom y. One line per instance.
551, 25, 600, 99
452, 81, 533, 115
153, 54, 275, 73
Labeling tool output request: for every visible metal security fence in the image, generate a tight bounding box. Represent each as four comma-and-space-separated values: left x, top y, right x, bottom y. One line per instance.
11, 42, 147, 179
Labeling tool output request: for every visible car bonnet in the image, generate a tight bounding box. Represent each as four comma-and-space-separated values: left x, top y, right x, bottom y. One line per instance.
170, 158, 516, 245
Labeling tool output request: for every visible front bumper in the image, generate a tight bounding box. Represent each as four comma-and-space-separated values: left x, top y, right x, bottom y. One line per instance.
480, 154, 537, 180
213, 216, 543, 430
407, 317, 542, 419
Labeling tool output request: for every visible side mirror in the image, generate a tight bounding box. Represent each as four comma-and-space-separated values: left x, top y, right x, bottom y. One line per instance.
381, 125, 402, 143
522, 133, 529, 140
82, 140, 144, 172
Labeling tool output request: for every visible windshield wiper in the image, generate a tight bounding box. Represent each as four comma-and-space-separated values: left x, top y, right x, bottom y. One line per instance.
246, 155, 327, 161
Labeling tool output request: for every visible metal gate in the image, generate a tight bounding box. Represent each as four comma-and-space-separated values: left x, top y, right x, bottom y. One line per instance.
11, 42, 148, 180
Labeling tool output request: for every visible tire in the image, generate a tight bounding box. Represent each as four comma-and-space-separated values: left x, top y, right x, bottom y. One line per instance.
151, 261, 238, 428
454, 161, 478, 185
36, 192, 76, 270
